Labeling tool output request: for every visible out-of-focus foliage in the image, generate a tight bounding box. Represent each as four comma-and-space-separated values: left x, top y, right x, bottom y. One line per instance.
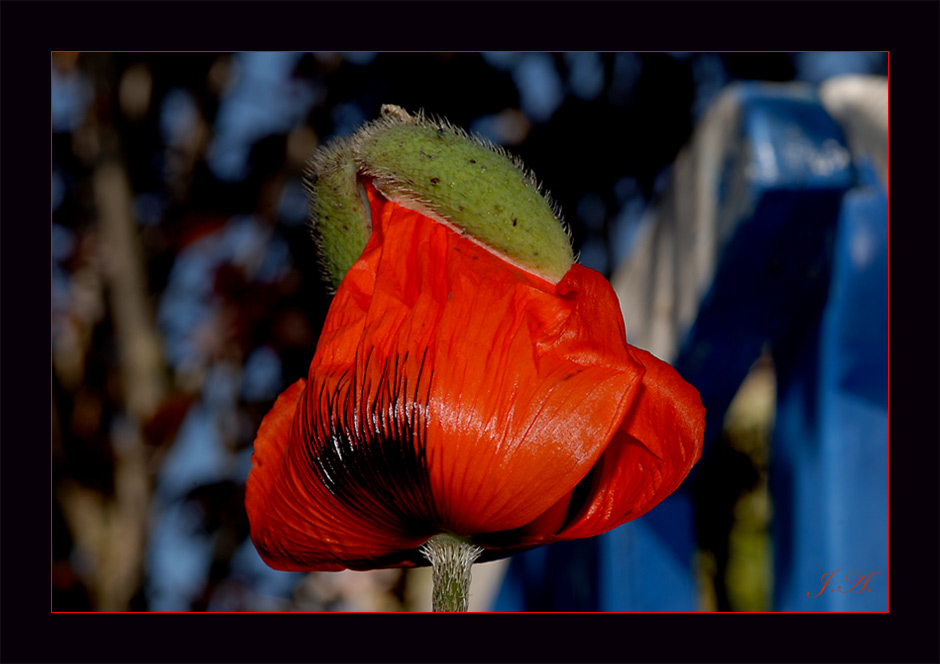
51, 52, 887, 611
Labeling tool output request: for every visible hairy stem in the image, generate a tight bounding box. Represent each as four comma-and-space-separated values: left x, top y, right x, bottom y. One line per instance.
420, 534, 484, 612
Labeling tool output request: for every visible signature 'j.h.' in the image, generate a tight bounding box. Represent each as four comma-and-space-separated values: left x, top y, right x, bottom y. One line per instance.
807, 569, 882, 598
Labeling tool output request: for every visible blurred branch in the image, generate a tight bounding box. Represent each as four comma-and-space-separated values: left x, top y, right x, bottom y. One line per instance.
96, 158, 167, 419
92, 145, 168, 610
54, 56, 171, 611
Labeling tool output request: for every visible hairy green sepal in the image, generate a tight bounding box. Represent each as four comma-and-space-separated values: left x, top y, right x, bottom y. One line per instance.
305, 139, 372, 290
306, 106, 573, 289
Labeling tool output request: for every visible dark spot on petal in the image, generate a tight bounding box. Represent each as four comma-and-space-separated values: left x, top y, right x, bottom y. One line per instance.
302, 350, 440, 537
564, 465, 599, 526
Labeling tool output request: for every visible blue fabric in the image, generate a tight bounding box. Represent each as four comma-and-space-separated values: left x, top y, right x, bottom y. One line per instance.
495, 83, 885, 612
772, 159, 888, 611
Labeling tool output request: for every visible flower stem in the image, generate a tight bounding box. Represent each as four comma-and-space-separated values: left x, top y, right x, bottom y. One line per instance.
420, 533, 484, 612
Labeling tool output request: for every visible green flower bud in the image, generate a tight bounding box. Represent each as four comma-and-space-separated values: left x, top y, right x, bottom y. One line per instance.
304, 136, 372, 291
306, 105, 573, 289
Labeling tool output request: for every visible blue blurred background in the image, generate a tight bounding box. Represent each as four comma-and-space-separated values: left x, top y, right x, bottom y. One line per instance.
51, 52, 888, 612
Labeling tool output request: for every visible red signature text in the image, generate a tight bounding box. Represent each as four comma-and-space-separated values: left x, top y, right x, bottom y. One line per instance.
807, 569, 882, 598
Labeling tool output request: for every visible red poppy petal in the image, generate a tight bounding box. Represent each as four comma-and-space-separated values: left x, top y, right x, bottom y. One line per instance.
425, 263, 644, 535
245, 379, 321, 568
554, 347, 705, 541
245, 379, 306, 530
248, 181, 702, 571
306, 184, 645, 539
514, 486, 575, 539
246, 379, 431, 571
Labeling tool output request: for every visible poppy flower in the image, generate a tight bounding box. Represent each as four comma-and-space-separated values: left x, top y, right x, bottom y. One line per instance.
246, 108, 704, 575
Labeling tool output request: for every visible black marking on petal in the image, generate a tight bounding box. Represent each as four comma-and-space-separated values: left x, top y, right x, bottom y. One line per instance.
301, 348, 441, 536
564, 465, 598, 526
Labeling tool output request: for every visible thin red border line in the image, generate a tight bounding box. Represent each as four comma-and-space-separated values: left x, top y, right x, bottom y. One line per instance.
50, 52, 55, 615
49, 51, 890, 614
884, 50, 889, 613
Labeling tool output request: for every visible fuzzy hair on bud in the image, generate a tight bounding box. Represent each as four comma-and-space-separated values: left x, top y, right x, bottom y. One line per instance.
305, 105, 574, 289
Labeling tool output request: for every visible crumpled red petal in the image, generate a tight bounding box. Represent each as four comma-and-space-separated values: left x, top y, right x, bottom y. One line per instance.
246, 182, 704, 571
554, 346, 704, 539
246, 374, 438, 571
474, 347, 704, 554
